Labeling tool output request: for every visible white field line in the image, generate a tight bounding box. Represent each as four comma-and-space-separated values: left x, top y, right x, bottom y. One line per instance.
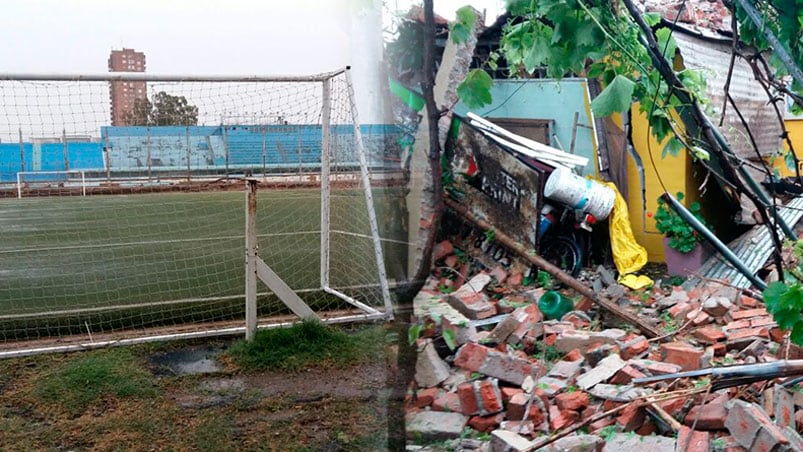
0, 281, 401, 321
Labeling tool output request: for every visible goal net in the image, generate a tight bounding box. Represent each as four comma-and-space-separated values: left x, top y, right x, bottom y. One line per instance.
16, 170, 88, 197
0, 69, 401, 354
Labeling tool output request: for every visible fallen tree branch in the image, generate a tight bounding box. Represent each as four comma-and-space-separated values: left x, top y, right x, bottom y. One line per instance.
444, 197, 664, 339
529, 387, 707, 450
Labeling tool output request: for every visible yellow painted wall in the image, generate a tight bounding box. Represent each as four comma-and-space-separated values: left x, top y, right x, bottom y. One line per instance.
771, 119, 803, 176
624, 104, 697, 262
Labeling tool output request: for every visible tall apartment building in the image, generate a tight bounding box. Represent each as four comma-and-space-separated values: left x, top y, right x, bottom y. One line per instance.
108, 48, 147, 126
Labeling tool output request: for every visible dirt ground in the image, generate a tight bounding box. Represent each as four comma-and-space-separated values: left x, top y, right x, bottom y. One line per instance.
0, 326, 414, 451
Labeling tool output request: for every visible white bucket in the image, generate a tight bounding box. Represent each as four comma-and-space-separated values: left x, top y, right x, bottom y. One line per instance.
543, 167, 615, 220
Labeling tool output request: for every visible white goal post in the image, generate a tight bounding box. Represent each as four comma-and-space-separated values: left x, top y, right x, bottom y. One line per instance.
16, 170, 87, 198
0, 67, 399, 355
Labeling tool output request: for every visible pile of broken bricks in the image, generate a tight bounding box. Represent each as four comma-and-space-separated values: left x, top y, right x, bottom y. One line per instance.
405, 241, 803, 451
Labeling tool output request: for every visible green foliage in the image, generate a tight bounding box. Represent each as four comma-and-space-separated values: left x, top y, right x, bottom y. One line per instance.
598, 425, 617, 442
35, 348, 158, 415
484, 227, 496, 243
660, 311, 678, 333
653, 192, 709, 253
590, 74, 636, 117
764, 280, 803, 345
227, 320, 384, 371
443, 329, 458, 351
536, 270, 553, 288
449, 6, 478, 44
457, 68, 493, 109
125, 91, 199, 126
386, 22, 425, 79
408, 323, 423, 346
462, 0, 710, 162
533, 343, 562, 362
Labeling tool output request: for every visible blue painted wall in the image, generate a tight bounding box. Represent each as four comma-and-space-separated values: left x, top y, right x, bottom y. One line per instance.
0, 124, 400, 182
454, 78, 598, 177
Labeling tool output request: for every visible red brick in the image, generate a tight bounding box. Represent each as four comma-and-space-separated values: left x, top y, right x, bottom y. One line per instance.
616, 404, 645, 431
669, 302, 694, 321
750, 316, 776, 328
694, 325, 726, 344
444, 254, 459, 268
631, 359, 682, 375
724, 319, 751, 331
602, 399, 624, 412
563, 312, 590, 329
549, 405, 579, 430
770, 327, 786, 344
563, 349, 583, 362
581, 405, 597, 419
506, 393, 545, 424
730, 308, 768, 320
433, 240, 454, 261
796, 409, 803, 431
726, 327, 769, 341
660, 341, 704, 371
457, 382, 479, 415
468, 413, 503, 433
476, 379, 503, 414
489, 266, 508, 284
610, 365, 647, 384
690, 311, 712, 326
711, 343, 727, 357
506, 393, 528, 421
658, 397, 686, 417
500, 386, 523, 402
432, 392, 461, 412
555, 391, 590, 412
500, 420, 535, 436
454, 342, 488, 372
589, 417, 615, 432
621, 336, 650, 360
575, 296, 593, 311
678, 426, 710, 452
414, 387, 440, 408
740, 295, 760, 308
507, 271, 523, 287
685, 401, 727, 430
635, 419, 657, 436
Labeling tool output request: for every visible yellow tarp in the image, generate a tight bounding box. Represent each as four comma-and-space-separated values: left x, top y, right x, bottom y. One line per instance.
600, 181, 651, 288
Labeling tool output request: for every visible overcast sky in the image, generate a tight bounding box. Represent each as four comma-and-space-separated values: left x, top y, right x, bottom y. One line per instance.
1, 0, 504, 75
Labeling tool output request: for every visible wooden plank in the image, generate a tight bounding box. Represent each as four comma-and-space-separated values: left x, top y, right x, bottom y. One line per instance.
446, 198, 664, 339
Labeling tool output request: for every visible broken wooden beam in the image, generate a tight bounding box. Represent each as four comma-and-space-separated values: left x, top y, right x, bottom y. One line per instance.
444, 197, 663, 339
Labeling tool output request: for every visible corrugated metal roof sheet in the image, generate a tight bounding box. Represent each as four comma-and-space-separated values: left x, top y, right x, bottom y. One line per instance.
674, 32, 782, 160
685, 195, 803, 290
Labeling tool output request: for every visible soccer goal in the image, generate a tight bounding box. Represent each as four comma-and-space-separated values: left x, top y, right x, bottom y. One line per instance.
0, 68, 400, 355
16, 170, 87, 198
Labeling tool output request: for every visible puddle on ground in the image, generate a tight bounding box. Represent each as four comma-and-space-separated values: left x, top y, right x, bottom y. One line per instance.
149, 346, 224, 376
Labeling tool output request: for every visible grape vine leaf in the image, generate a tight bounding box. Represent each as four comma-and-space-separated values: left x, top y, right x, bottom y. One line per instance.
590, 75, 636, 117
457, 69, 493, 109
449, 6, 478, 44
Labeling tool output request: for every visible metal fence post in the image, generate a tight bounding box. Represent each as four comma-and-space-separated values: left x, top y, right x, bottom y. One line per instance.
62, 128, 69, 171
245, 179, 259, 341
146, 126, 152, 181
186, 126, 191, 182
18, 128, 24, 173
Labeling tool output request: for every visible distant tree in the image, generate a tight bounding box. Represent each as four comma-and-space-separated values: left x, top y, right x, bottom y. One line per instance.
124, 92, 198, 126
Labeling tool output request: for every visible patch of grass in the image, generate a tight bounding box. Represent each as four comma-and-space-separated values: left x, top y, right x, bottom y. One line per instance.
192, 416, 235, 452
35, 348, 158, 416
227, 320, 386, 371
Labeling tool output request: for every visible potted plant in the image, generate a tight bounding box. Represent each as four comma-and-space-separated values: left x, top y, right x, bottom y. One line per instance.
653, 192, 710, 276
